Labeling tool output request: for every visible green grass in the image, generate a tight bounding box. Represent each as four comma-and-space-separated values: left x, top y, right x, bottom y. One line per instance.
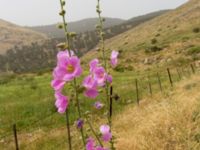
0, 65, 195, 149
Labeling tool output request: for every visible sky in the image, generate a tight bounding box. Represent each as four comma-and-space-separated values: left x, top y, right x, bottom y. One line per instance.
0, 0, 188, 26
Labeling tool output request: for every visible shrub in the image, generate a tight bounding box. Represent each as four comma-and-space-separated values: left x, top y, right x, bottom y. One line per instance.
150, 45, 162, 52
187, 46, 200, 55
193, 27, 200, 33
151, 38, 157, 44
114, 64, 125, 72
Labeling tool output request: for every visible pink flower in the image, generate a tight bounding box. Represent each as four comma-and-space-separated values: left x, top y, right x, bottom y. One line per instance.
83, 75, 98, 89
90, 59, 99, 73
84, 88, 99, 99
93, 67, 107, 87
110, 50, 119, 68
100, 125, 112, 142
54, 55, 82, 82
83, 75, 99, 99
86, 138, 96, 150
94, 101, 104, 109
55, 92, 69, 114
106, 74, 112, 83
57, 50, 74, 66
51, 79, 65, 91
95, 146, 109, 150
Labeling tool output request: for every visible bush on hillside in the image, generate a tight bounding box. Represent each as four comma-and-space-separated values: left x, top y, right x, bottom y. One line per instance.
193, 27, 200, 33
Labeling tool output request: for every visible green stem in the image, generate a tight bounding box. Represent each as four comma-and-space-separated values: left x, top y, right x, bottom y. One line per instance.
96, 0, 114, 149
86, 117, 103, 147
59, 0, 86, 148
73, 79, 86, 146
59, 0, 71, 54
66, 109, 72, 150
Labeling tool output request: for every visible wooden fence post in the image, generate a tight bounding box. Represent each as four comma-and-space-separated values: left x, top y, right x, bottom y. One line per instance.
148, 76, 152, 97
135, 79, 139, 105
13, 124, 19, 150
157, 72, 163, 92
176, 68, 181, 80
110, 86, 113, 118
167, 68, 173, 87
190, 64, 195, 74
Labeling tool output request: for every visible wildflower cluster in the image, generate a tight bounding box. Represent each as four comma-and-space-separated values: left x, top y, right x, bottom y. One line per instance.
51, 0, 119, 149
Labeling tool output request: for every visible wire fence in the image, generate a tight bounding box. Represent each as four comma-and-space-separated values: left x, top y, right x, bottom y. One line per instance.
0, 63, 199, 149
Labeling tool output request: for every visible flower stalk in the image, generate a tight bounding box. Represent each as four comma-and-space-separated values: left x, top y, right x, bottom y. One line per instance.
86, 116, 103, 147
58, 0, 86, 148
96, 0, 115, 149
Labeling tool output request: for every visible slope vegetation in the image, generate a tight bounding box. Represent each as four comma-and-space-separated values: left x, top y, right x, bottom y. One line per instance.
0, 19, 47, 54
114, 74, 200, 150
83, 0, 200, 71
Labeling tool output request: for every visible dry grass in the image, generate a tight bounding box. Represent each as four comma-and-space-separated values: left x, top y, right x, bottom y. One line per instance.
113, 75, 200, 150
0, 19, 48, 54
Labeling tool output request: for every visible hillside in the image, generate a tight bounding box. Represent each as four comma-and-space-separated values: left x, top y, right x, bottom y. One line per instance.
114, 74, 200, 150
0, 10, 169, 73
30, 18, 125, 38
83, 0, 200, 71
0, 19, 48, 54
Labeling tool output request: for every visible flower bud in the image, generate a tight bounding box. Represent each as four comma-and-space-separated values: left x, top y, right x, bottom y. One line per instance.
61, 0, 65, 6
57, 24, 63, 29
102, 18, 106, 22
56, 43, 67, 49
69, 32, 77, 38
59, 10, 66, 16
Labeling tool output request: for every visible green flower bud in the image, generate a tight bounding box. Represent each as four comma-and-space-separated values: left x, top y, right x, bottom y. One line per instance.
59, 10, 65, 16
61, 0, 65, 6
57, 24, 63, 29
69, 32, 77, 38
56, 42, 67, 49
102, 18, 106, 22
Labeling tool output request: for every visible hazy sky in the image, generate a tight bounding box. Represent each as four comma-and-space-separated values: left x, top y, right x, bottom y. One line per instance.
0, 0, 188, 26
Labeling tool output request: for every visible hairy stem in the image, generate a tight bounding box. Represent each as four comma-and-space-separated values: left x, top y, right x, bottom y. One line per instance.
96, 0, 114, 149
86, 117, 103, 147
59, 0, 86, 148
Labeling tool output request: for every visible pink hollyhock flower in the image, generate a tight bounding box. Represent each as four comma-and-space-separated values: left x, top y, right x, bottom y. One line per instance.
95, 147, 109, 150
83, 75, 99, 98
83, 75, 98, 89
89, 59, 99, 73
93, 67, 107, 87
54, 56, 82, 82
51, 79, 65, 91
106, 74, 112, 83
100, 125, 112, 142
55, 92, 69, 114
110, 50, 119, 68
86, 138, 96, 150
84, 88, 99, 99
57, 50, 74, 66
94, 101, 104, 109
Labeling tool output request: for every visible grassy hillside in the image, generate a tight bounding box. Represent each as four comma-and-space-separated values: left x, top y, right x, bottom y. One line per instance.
83, 0, 200, 71
0, 19, 48, 54
114, 74, 200, 150
30, 18, 125, 38
0, 0, 200, 149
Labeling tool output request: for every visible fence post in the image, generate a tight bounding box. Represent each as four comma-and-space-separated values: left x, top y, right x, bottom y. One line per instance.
148, 76, 152, 97
13, 124, 19, 150
135, 79, 139, 105
167, 68, 173, 87
110, 86, 113, 118
176, 68, 181, 80
190, 64, 195, 74
157, 72, 163, 92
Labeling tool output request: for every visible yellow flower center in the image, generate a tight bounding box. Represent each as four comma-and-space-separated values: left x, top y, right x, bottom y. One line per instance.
66, 64, 75, 73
